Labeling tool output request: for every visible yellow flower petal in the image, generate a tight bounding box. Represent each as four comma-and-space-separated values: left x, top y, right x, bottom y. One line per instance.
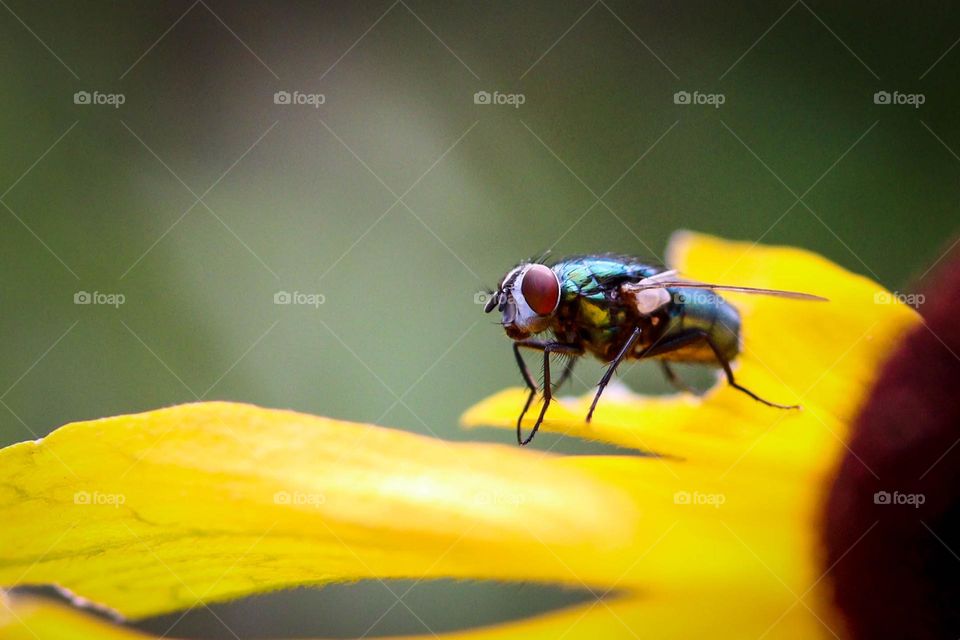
0, 402, 643, 618
463, 231, 920, 476
555, 456, 828, 610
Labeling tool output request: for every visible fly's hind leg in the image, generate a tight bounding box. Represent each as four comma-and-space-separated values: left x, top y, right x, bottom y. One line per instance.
702, 334, 800, 410
639, 330, 800, 410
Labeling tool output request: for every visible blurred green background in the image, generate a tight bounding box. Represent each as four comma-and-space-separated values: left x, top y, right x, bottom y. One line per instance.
2, 1, 958, 637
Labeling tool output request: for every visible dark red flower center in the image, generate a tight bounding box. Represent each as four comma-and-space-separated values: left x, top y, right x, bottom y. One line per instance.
824, 248, 960, 639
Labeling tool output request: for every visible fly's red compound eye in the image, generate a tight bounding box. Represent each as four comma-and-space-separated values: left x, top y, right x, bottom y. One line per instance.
521, 264, 560, 315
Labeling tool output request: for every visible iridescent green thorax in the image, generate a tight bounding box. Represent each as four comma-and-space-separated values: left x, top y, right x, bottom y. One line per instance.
549, 256, 664, 360
552, 255, 661, 303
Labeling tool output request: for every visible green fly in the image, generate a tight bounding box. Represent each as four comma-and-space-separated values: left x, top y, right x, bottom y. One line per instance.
483, 254, 827, 446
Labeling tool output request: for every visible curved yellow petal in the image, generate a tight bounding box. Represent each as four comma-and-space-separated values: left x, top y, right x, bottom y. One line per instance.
463, 232, 920, 475
555, 456, 830, 612
0, 591, 839, 640
0, 402, 644, 618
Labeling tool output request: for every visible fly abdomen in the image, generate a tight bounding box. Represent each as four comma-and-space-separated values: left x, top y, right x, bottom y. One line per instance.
657, 288, 741, 363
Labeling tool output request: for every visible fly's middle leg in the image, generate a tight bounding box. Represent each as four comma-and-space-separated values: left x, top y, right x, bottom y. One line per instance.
586, 327, 642, 422
660, 361, 696, 394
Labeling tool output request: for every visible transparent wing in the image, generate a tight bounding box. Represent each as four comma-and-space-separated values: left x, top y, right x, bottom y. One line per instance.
629, 278, 828, 302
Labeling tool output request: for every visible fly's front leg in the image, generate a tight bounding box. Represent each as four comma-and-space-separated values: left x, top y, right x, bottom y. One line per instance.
513, 340, 582, 446
512, 341, 540, 390
513, 341, 540, 437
